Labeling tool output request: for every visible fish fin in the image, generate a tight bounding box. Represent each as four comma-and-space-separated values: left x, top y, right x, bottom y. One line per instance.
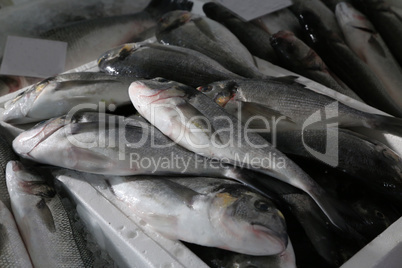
269, 75, 300, 85
36, 198, 56, 233
164, 180, 199, 208
142, 214, 179, 239
145, 0, 193, 18
368, 36, 387, 58
69, 147, 114, 173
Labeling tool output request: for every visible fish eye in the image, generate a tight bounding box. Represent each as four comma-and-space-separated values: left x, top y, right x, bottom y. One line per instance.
254, 200, 271, 212
153, 77, 169, 83
375, 211, 385, 219
197, 85, 213, 92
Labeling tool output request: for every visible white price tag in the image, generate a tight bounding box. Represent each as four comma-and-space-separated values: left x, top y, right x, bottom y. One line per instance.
216, 0, 293, 21
0, 36, 67, 78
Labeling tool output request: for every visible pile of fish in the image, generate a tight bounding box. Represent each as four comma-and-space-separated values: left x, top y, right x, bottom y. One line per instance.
2, 0, 402, 267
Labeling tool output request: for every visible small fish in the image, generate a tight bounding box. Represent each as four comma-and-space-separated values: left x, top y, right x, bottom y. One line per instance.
270, 30, 361, 100
5, 160, 94, 267
297, 11, 402, 117
336, 2, 402, 114
2, 72, 136, 124
202, 2, 278, 64
0, 128, 18, 210
108, 175, 288, 255
156, 11, 264, 78
98, 42, 241, 87
129, 78, 360, 234
0, 200, 33, 268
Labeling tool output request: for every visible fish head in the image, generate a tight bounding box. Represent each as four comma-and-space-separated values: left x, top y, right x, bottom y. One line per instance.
297, 11, 342, 44
157, 10, 194, 36
5, 161, 55, 198
197, 81, 238, 108
12, 116, 68, 159
210, 185, 288, 255
2, 78, 57, 124
98, 43, 141, 74
270, 31, 308, 64
335, 2, 374, 32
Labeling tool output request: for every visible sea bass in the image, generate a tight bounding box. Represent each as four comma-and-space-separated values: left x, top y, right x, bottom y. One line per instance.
0, 200, 33, 268
98, 42, 241, 87
108, 176, 288, 255
156, 11, 264, 78
129, 78, 358, 233
202, 2, 278, 64
297, 11, 402, 117
270, 30, 360, 100
5, 160, 94, 267
336, 2, 402, 112
39, 0, 193, 71
2, 72, 136, 124
0, 128, 18, 210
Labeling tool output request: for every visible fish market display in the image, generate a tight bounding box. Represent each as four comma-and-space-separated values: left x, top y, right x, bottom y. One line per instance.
108, 176, 288, 255
40, 0, 193, 71
202, 2, 278, 64
270, 30, 361, 100
129, 78, 359, 233
156, 11, 264, 78
296, 11, 402, 117
336, 2, 402, 110
0, 128, 18, 210
5, 160, 94, 267
2, 72, 136, 124
98, 42, 241, 87
198, 79, 402, 136
351, 0, 402, 66
0, 200, 33, 268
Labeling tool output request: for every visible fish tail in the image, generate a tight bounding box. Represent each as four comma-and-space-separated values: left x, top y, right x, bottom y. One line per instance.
145, 0, 194, 18
369, 114, 402, 136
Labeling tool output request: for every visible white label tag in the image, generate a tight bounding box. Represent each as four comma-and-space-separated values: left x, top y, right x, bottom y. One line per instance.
216, 0, 293, 21
0, 36, 67, 78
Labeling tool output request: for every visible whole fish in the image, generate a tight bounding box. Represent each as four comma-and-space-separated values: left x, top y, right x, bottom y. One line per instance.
202, 2, 278, 64
0, 129, 18, 210
2, 72, 137, 124
0, 0, 153, 61
98, 42, 241, 87
5, 160, 94, 267
11, 112, 263, 193
198, 79, 402, 137
252, 8, 303, 38
108, 176, 288, 255
155, 11, 264, 78
129, 78, 360, 233
336, 2, 402, 112
39, 0, 193, 71
351, 0, 402, 66
270, 30, 361, 100
0, 200, 33, 268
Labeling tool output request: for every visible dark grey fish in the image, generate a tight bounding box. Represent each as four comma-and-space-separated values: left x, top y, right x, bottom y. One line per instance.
297, 10, 402, 117
202, 2, 278, 64
98, 42, 242, 87
5, 161, 94, 267
0, 128, 18, 210
156, 11, 264, 78
40, 0, 193, 71
269, 30, 361, 100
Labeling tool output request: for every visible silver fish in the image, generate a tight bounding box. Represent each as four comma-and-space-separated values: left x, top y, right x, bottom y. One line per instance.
0, 200, 33, 268
270, 30, 361, 100
156, 11, 264, 78
0, 128, 18, 210
129, 78, 357, 233
108, 175, 288, 255
5, 160, 94, 267
336, 2, 402, 113
2, 72, 136, 124
98, 42, 242, 87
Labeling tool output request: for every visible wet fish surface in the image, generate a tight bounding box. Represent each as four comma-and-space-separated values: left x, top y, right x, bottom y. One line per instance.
156, 11, 264, 78
108, 176, 288, 255
270, 30, 360, 100
129, 78, 360, 233
336, 2, 402, 112
5, 160, 94, 267
2, 72, 137, 124
297, 11, 402, 117
202, 2, 278, 64
98, 42, 241, 87
0, 200, 33, 268
0, 128, 18, 210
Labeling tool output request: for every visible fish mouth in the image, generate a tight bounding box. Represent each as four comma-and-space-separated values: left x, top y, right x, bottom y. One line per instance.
98, 43, 138, 67
251, 223, 288, 253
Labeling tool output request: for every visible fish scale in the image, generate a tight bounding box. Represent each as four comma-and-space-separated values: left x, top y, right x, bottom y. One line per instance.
0, 129, 18, 210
